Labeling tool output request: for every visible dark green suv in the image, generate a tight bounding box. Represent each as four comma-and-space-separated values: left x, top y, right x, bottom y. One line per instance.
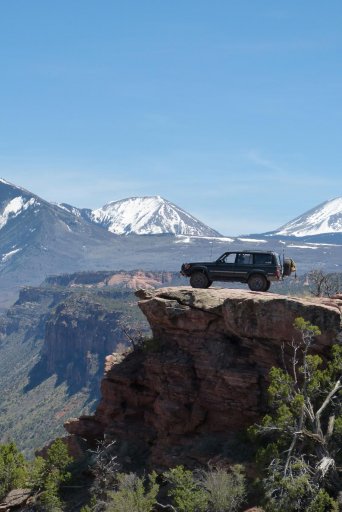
181, 250, 295, 292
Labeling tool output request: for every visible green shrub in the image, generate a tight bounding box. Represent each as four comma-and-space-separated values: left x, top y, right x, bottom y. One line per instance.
200, 464, 246, 512
106, 471, 159, 512
164, 465, 208, 512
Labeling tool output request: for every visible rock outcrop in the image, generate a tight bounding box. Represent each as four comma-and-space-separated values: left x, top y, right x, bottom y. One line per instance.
65, 288, 342, 469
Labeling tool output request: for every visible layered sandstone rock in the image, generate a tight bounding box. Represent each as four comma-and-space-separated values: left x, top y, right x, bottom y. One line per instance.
65, 288, 342, 469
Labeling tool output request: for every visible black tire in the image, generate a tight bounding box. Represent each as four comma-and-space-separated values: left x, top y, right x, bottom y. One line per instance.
190, 272, 210, 288
265, 280, 271, 291
248, 274, 268, 292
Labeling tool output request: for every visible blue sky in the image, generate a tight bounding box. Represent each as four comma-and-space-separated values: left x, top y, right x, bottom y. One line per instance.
0, 1, 341, 235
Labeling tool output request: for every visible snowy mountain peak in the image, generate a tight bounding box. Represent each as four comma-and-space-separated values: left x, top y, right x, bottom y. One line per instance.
0, 196, 38, 230
273, 196, 342, 237
91, 196, 221, 236
0, 180, 41, 231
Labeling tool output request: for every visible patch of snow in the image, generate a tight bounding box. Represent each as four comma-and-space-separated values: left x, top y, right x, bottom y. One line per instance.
287, 244, 318, 249
60, 221, 72, 232
1, 248, 21, 262
237, 238, 267, 243
0, 178, 11, 185
56, 203, 81, 217
56, 203, 69, 212
0, 196, 36, 230
306, 242, 340, 247
199, 236, 234, 242
175, 236, 192, 244
175, 235, 234, 242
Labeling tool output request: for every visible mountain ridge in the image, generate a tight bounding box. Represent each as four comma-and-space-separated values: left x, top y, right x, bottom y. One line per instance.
86, 195, 221, 237
0, 179, 221, 309
262, 196, 342, 238
1, 178, 342, 311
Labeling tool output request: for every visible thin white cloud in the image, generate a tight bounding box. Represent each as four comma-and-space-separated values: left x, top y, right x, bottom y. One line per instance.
244, 149, 339, 188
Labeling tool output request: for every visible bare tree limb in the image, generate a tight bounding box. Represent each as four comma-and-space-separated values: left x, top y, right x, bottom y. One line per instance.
315, 379, 342, 434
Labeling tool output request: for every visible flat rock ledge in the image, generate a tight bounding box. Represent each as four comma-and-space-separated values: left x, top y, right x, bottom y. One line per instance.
65, 288, 342, 469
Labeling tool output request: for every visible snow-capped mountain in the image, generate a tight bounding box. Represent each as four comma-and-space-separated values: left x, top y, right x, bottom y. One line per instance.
1, 177, 342, 312
0, 178, 40, 228
0, 181, 222, 310
89, 196, 222, 236
268, 197, 342, 238
0, 179, 125, 310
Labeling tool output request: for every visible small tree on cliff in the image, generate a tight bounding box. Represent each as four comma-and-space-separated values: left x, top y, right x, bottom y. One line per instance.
0, 441, 28, 499
250, 317, 342, 511
164, 465, 208, 512
30, 439, 73, 511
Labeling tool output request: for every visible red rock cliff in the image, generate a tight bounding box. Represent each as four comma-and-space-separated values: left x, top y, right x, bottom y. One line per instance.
65, 288, 342, 469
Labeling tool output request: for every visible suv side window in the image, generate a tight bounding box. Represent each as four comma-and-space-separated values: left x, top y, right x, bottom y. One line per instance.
254, 253, 273, 265
237, 253, 253, 265
222, 253, 236, 263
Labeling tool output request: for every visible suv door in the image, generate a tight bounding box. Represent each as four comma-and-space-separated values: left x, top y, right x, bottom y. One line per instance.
234, 252, 254, 280
209, 252, 237, 280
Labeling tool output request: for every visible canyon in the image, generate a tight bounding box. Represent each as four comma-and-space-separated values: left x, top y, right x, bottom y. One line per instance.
0, 270, 181, 454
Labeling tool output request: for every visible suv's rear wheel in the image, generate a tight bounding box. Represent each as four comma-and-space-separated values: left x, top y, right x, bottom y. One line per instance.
248, 274, 268, 292
190, 272, 210, 288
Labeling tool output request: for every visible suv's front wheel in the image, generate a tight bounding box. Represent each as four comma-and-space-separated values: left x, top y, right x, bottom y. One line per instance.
190, 272, 210, 288
248, 274, 268, 292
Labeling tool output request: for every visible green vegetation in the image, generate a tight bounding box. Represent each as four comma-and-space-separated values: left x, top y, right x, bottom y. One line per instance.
200, 464, 247, 512
31, 439, 73, 510
107, 472, 159, 512
164, 465, 209, 512
0, 441, 28, 499
0, 439, 73, 510
250, 317, 342, 511
79, 461, 247, 512
163, 464, 247, 512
